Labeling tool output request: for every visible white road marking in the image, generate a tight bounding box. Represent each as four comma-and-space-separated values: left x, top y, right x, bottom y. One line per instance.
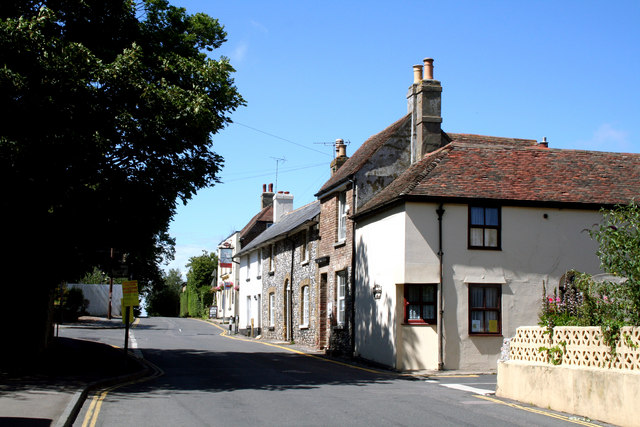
130, 330, 144, 358
440, 383, 494, 395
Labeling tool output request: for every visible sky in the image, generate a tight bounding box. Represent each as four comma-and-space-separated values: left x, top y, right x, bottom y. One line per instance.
163, 0, 640, 276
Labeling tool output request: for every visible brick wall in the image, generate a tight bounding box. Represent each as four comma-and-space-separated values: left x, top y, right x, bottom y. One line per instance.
317, 187, 354, 354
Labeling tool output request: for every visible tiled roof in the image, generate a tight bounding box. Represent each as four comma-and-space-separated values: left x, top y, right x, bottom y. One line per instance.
315, 114, 412, 197
236, 201, 320, 257
357, 138, 640, 217
238, 205, 273, 238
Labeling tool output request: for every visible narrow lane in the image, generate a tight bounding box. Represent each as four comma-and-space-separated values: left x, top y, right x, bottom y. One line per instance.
66, 317, 601, 427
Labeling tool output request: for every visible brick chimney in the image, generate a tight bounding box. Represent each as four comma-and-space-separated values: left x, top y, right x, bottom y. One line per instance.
407, 58, 443, 163
261, 183, 274, 209
330, 139, 349, 176
273, 191, 293, 223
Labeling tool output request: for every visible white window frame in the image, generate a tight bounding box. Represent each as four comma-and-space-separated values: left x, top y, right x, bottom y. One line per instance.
337, 192, 347, 242
337, 271, 346, 326
246, 295, 251, 328
301, 286, 309, 328
269, 244, 275, 272
269, 293, 275, 327
301, 228, 310, 264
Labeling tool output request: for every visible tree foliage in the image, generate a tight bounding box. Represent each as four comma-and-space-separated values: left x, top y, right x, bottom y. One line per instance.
1, 0, 243, 351
539, 202, 640, 356
146, 268, 183, 317
184, 251, 217, 317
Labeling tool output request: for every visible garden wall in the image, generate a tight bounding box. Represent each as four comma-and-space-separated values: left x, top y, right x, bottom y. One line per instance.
497, 326, 640, 426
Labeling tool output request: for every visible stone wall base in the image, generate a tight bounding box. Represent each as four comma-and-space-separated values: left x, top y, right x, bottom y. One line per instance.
497, 361, 640, 427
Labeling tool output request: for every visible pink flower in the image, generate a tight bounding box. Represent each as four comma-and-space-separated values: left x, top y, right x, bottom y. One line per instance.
548, 297, 554, 303
556, 297, 561, 303
603, 295, 608, 301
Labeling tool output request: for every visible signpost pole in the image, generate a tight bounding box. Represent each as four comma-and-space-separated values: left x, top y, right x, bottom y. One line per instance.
124, 305, 130, 355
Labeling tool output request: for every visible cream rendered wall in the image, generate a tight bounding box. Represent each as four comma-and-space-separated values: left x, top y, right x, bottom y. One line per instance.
216, 232, 240, 320
435, 204, 603, 371
354, 205, 406, 368
238, 250, 263, 331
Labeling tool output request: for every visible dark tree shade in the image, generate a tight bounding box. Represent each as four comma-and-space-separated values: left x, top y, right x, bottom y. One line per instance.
0, 0, 244, 354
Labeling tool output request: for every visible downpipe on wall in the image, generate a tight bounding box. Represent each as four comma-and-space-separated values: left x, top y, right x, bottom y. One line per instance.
436, 203, 445, 370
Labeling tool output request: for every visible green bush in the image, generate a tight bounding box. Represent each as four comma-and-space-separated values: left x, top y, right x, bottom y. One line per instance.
55, 287, 88, 323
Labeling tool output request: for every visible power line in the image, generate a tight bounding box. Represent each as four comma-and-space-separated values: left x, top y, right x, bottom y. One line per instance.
234, 122, 332, 157
222, 162, 326, 183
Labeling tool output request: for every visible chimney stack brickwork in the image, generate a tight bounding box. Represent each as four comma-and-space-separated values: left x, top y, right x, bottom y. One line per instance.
330, 139, 349, 175
261, 183, 275, 209
407, 57, 443, 163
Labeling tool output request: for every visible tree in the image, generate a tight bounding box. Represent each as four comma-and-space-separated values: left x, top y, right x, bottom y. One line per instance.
184, 251, 217, 318
589, 201, 640, 325
1, 0, 243, 355
146, 268, 183, 317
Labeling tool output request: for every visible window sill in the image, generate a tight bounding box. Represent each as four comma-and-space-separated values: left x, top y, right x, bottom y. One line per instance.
299, 325, 309, 330
467, 246, 502, 251
268, 326, 275, 331
256, 275, 261, 280
268, 271, 274, 276
333, 324, 345, 330
245, 278, 250, 282
402, 322, 437, 326
301, 260, 309, 266
333, 240, 346, 248
469, 333, 503, 337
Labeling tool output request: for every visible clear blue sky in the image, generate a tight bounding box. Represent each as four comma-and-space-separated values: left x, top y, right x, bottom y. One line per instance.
164, 0, 640, 275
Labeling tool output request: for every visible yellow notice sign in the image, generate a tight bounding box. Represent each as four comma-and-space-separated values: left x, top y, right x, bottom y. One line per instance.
488, 320, 499, 333
121, 299, 134, 323
122, 280, 140, 306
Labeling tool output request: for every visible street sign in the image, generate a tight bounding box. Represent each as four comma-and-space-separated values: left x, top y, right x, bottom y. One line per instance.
122, 280, 140, 306
121, 299, 134, 323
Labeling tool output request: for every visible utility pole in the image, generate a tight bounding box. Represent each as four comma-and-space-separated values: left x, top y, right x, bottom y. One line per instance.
107, 247, 113, 319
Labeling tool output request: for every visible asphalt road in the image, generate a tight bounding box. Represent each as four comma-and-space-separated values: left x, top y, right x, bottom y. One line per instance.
63, 317, 600, 427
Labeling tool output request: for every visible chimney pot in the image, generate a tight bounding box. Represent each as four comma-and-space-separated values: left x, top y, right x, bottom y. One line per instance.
262, 183, 266, 192
413, 65, 424, 84
284, 191, 289, 194
278, 191, 283, 194
539, 137, 549, 148
268, 183, 273, 192
423, 58, 434, 80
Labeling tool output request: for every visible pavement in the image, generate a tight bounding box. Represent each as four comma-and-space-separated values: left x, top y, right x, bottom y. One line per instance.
0, 317, 150, 427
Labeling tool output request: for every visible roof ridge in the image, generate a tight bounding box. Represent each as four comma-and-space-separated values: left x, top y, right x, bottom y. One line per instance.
400, 145, 453, 196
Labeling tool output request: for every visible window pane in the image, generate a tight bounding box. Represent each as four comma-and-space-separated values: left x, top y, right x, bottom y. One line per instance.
423, 304, 435, 320
485, 208, 499, 226
406, 285, 419, 303
470, 207, 484, 225
471, 287, 484, 308
422, 286, 434, 303
485, 229, 498, 247
408, 304, 420, 320
485, 287, 499, 308
470, 228, 484, 246
471, 311, 484, 332
486, 311, 499, 333
338, 275, 346, 297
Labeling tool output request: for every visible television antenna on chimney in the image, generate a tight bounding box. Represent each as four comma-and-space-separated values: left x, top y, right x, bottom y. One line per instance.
270, 156, 286, 191
314, 140, 351, 158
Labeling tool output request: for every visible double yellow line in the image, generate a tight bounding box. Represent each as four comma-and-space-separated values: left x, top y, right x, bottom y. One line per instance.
81, 318, 161, 427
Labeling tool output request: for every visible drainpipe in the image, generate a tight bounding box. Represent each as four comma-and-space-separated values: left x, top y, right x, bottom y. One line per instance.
436, 203, 445, 370
288, 237, 295, 342
349, 177, 357, 356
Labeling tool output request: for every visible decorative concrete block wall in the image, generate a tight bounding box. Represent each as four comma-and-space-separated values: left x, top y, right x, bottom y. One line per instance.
509, 326, 640, 370
499, 326, 640, 426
